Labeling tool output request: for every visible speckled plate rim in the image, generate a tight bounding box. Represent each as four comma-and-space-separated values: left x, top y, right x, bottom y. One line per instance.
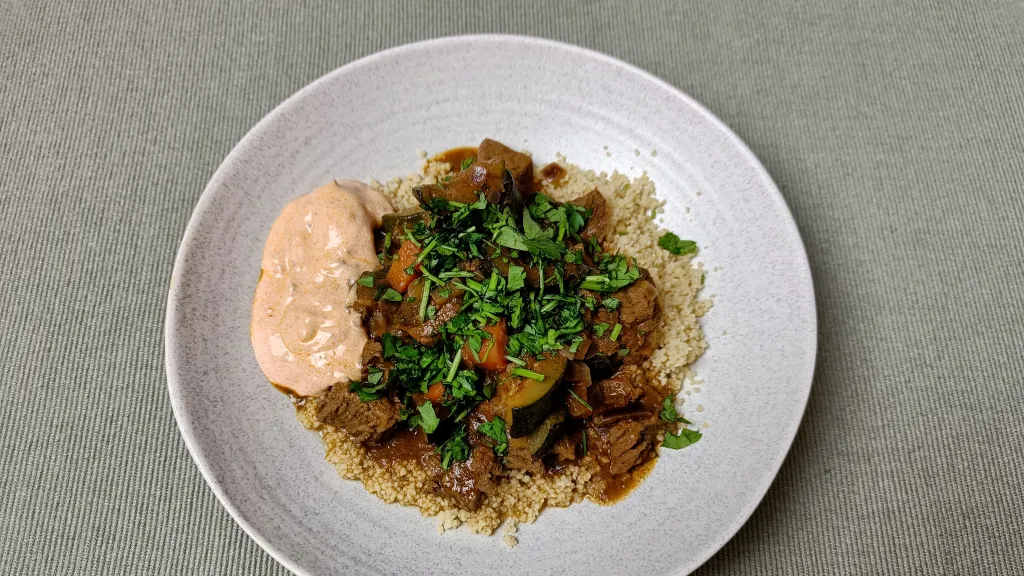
166, 34, 816, 575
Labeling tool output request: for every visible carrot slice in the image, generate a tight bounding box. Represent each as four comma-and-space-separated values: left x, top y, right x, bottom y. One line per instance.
426, 382, 445, 404
465, 319, 508, 371
386, 240, 421, 293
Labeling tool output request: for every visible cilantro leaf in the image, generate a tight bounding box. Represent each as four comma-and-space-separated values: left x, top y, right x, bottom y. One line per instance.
659, 396, 692, 424
593, 323, 610, 338
658, 232, 697, 256
662, 428, 702, 449
437, 425, 471, 469
522, 208, 544, 239
494, 226, 530, 251
506, 265, 526, 291
449, 370, 479, 400
349, 367, 386, 401
601, 297, 620, 310
379, 288, 403, 302
524, 235, 565, 260
478, 416, 509, 456
356, 273, 374, 287
417, 402, 440, 434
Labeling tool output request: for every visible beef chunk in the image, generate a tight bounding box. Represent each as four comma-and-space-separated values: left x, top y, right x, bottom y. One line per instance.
569, 189, 611, 242
592, 407, 654, 427
606, 420, 652, 475
594, 365, 643, 410
469, 445, 501, 495
478, 138, 533, 197
438, 446, 501, 510
617, 279, 658, 324
610, 271, 662, 364
504, 438, 545, 474
402, 295, 462, 345
564, 362, 593, 419
316, 385, 400, 443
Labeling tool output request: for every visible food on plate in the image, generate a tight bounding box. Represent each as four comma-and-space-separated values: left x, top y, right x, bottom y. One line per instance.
250, 138, 709, 536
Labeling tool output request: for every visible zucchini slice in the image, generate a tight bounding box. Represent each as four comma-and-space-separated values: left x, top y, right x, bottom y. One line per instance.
507, 355, 567, 438
381, 208, 427, 237
525, 411, 568, 456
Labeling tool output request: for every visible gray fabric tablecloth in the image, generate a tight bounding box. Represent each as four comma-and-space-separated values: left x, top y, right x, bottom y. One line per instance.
3, 1, 1022, 574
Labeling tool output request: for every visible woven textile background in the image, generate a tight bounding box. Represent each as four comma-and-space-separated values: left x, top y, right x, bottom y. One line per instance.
2, 0, 1022, 574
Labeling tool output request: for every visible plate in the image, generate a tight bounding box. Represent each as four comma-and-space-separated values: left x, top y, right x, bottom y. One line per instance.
166, 35, 816, 576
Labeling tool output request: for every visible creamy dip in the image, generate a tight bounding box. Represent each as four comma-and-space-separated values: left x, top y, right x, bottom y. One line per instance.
251, 180, 393, 396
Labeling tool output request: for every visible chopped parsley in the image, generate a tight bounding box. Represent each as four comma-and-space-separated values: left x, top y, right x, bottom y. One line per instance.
578, 253, 641, 292
657, 232, 697, 256
356, 273, 374, 287
437, 425, 471, 469
418, 279, 432, 320
593, 323, 610, 338
512, 367, 545, 381
659, 396, 691, 424
601, 297, 620, 310
506, 265, 526, 291
379, 288, 403, 302
460, 156, 475, 171
478, 416, 509, 456
662, 428, 702, 449
349, 367, 386, 401
415, 402, 440, 434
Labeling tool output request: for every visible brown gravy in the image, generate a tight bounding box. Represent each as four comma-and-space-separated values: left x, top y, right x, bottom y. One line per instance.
433, 147, 479, 171
597, 458, 657, 503
366, 428, 433, 466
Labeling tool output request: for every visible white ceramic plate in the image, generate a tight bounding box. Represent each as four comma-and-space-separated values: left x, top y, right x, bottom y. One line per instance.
166, 35, 816, 576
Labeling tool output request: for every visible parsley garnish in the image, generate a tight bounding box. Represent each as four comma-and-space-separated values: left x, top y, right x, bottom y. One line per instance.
416, 402, 440, 434
659, 396, 692, 424
356, 273, 374, 287
460, 156, 475, 171
379, 288, 403, 302
662, 428, 702, 449
506, 265, 526, 291
437, 425, 471, 469
478, 417, 509, 456
579, 254, 641, 292
349, 367, 386, 401
657, 232, 697, 256
418, 278, 432, 320
512, 367, 545, 381
610, 323, 622, 341
601, 297, 620, 310
593, 323, 610, 338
